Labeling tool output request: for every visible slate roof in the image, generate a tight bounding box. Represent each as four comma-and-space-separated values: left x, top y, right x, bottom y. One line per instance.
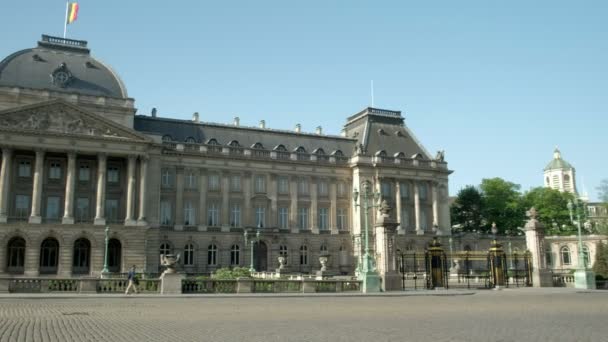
0, 35, 128, 98
544, 148, 574, 171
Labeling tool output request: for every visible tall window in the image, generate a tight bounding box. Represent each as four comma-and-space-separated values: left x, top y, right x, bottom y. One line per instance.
184, 243, 194, 266
278, 177, 289, 194
230, 175, 241, 192
6, 237, 25, 274
108, 239, 122, 273
298, 179, 309, 195
105, 199, 119, 223
400, 182, 409, 199
279, 245, 288, 265
78, 164, 90, 181
318, 181, 328, 196
160, 243, 171, 256
561, 246, 571, 265
337, 208, 347, 230
15, 195, 30, 219
207, 203, 219, 226
107, 166, 119, 183
298, 207, 309, 229
278, 207, 289, 229
299, 245, 308, 265
320, 244, 328, 253
45, 196, 61, 221
184, 201, 195, 226
49, 162, 62, 180
76, 198, 90, 222
72, 238, 90, 274
381, 181, 391, 199
420, 210, 428, 231
319, 207, 329, 230
161, 169, 172, 188
255, 206, 266, 228
207, 244, 217, 265
337, 182, 346, 197
545, 248, 553, 267
208, 174, 220, 191
255, 175, 266, 193
160, 200, 172, 225
39, 238, 59, 274
230, 204, 241, 227
186, 171, 197, 189
418, 184, 427, 200
401, 207, 409, 230
230, 245, 240, 265
18, 160, 31, 178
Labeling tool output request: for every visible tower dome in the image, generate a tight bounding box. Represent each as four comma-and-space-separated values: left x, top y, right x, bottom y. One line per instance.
543, 148, 577, 194
0, 35, 128, 98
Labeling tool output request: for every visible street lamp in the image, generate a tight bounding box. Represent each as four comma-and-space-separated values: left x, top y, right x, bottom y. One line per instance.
244, 227, 261, 273
101, 226, 110, 277
567, 199, 596, 289
352, 180, 382, 293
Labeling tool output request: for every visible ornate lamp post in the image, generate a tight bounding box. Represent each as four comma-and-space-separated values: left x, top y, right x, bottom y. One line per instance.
353, 180, 382, 293
101, 226, 110, 277
244, 228, 261, 273
567, 199, 596, 289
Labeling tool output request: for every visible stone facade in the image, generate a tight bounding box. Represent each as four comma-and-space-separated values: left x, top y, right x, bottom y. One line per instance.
0, 35, 452, 278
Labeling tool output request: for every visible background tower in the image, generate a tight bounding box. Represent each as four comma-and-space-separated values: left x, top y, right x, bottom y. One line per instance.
544, 148, 577, 195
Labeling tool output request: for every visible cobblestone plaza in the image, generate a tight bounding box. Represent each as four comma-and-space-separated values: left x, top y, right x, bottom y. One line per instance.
0, 290, 606, 342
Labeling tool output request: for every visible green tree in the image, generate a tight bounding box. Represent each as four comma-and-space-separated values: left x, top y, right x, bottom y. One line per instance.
479, 178, 525, 234
592, 242, 608, 280
521, 187, 575, 235
450, 186, 484, 233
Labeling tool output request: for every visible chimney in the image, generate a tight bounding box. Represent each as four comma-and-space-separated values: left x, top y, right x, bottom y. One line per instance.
340, 128, 346, 137
259, 120, 266, 129
151, 107, 157, 117
294, 123, 301, 133
315, 126, 322, 135
192, 112, 199, 123
233, 117, 240, 126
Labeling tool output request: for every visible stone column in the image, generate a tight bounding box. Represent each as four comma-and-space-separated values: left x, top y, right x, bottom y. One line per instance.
174, 167, 185, 230
137, 156, 149, 226
221, 172, 230, 232
269, 174, 278, 227
524, 208, 553, 287
330, 181, 338, 234
395, 180, 404, 235
0, 148, 13, 223
431, 181, 440, 234
62, 152, 76, 224
29, 149, 45, 224
124, 155, 137, 226
310, 177, 318, 234
94, 153, 107, 226
289, 176, 298, 233
375, 212, 400, 291
414, 181, 422, 235
243, 172, 252, 227
197, 168, 207, 231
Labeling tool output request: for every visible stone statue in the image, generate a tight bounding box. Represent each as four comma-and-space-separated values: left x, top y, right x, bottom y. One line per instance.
435, 150, 445, 162
277, 256, 286, 270
319, 256, 328, 272
379, 199, 392, 217
160, 253, 181, 275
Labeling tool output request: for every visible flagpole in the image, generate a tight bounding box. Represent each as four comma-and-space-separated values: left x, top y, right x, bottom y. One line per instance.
63, 1, 69, 38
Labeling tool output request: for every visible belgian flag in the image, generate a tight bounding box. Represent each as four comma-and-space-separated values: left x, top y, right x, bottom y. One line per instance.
66, 2, 79, 24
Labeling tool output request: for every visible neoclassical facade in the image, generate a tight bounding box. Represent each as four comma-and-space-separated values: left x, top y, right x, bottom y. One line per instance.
0, 35, 451, 278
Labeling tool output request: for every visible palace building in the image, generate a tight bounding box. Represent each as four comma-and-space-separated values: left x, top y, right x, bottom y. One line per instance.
0, 35, 452, 277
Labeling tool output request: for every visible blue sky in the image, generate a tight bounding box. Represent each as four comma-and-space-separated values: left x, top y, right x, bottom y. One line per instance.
2, 1, 607, 200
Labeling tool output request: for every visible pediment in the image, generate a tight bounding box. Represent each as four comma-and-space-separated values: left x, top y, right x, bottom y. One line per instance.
0, 100, 149, 142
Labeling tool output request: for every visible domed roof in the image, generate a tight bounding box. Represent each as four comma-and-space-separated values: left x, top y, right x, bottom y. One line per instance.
0, 35, 128, 98
544, 148, 573, 171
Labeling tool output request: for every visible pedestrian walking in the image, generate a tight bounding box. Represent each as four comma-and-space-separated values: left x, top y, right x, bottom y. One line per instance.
125, 265, 139, 295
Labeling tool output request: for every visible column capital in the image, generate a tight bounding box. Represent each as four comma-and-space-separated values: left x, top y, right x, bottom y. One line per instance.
127, 154, 138, 162
97, 152, 108, 160
139, 154, 150, 162
1, 146, 13, 155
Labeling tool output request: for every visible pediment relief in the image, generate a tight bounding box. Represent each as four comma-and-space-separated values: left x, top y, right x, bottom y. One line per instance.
0, 101, 148, 142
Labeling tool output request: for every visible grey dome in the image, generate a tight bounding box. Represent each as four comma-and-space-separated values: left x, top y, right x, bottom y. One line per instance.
0, 35, 128, 98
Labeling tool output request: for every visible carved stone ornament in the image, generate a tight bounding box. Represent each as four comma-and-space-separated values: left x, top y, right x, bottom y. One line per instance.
50, 63, 73, 88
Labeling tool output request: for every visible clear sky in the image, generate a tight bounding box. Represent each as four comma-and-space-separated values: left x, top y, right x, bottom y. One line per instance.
2, 1, 607, 200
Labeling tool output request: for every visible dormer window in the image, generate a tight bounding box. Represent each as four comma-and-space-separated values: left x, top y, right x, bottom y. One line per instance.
274, 144, 289, 160
185, 137, 196, 144
252, 143, 268, 158
162, 135, 173, 142
296, 147, 308, 161
207, 139, 222, 153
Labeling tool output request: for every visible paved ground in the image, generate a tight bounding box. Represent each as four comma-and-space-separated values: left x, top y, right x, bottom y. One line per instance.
0, 289, 606, 342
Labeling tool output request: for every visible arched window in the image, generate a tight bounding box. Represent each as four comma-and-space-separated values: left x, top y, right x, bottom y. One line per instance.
320, 244, 328, 253
207, 139, 222, 153
72, 238, 91, 275
275, 145, 290, 160
252, 142, 265, 149
108, 239, 122, 273
333, 150, 344, 157
299, 245, 308, 265
394, 152, 405, 159
160, 243, 172, 257
561, 246, 571, 265
229, 140, 240, 147
162, 135, 173, 142
39, 238, 59, 274
185, 137, 196, 144
296, 147, 309, 161
279, 245, 288, 265
376, 150, 387, 157
274, 144, 288, 152
314, 148, 328, 162
545, 247, 553, 267
184, 243, 194, 266
583, 245, 590, 268
230, 245, 240, 265
6, 237, 25, 274
339, 245, 349, 266
208, 244, 217, 265
252, 143, 268, 158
